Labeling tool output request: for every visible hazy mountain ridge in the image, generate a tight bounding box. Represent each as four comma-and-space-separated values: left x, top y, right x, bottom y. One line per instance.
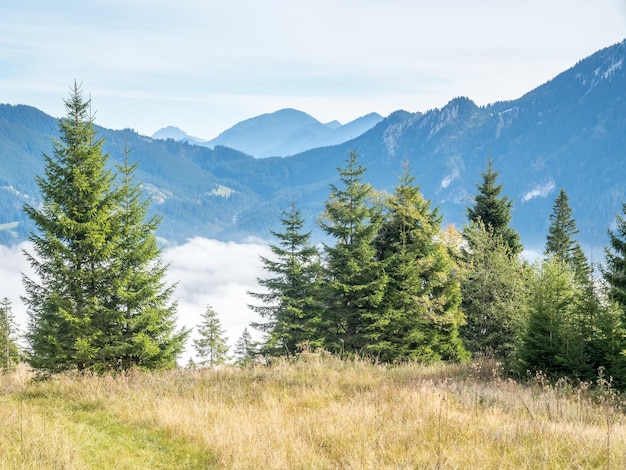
0, 40, 625, 250
154, 108, 384, 158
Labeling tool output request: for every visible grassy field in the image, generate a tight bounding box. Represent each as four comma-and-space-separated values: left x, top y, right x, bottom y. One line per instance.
0, 354, 624, 469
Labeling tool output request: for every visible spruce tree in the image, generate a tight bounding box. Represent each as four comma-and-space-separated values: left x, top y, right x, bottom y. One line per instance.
545, 189, 591, 284
545, 189, 578, 260
0, 298, 20, 372
23, 83, 120, 371
23, 83, 186, 372
465, 159, 522, 255
518, 258, 576, 377
373, 165, 467, 362
603, 203, 626, 307
233, 327, 258, 365
193, 305, 229, 367
249, 201, 323, 355
460, 223, 529, 361
318, 151, 387, 353
104, 149, 187, 370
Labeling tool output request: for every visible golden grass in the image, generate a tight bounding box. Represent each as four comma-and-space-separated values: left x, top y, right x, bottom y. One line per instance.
0, 356, 624, 469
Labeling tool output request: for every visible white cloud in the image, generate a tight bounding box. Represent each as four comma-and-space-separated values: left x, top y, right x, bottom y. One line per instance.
0, 242, 33, 337
441, 168, 460, 189
522, 179, 556, 202
163, 237, 272, 360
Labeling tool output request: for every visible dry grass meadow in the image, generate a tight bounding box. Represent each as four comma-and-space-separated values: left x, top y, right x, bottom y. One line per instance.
0, 354, 625, 469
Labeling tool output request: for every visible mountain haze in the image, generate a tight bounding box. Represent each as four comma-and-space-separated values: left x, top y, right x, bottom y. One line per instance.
203, 108, 383, 157
152, 126, 207, 145
0, 40, 625, 253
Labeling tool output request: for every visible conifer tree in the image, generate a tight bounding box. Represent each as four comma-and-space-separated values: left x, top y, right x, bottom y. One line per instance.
249, 201, 323, 355
465, 159, 522, 255
23, 83, 120, 371
23, 83, 186, 372
373, 165, 467, 362
460, 223, 529, 361
319, 151, 387, 353
546, 189, 578, 260
193, 305, 229, 367
104, 149, 187, 370
545, 189, 591, 284
603, 203, 626, 307
233, 327, 258, 365
518, 258, 576, 377
0, 298, 20, 372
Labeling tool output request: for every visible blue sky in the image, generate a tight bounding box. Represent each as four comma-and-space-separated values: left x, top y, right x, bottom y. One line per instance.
2, 1, 625, 139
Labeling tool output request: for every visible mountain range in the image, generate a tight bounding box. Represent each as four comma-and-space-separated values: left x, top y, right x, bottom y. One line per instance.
1, 39, 625, 255
152, 109, 383, 157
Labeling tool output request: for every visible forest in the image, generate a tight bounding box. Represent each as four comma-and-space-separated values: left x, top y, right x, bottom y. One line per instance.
244, 150, 626, 391
2, 84, 626, 397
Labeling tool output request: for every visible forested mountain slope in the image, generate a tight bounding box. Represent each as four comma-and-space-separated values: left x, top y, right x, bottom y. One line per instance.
0, 40, 624, 249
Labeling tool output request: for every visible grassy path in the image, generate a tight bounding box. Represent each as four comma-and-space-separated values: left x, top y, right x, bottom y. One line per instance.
1, 390, 215, 469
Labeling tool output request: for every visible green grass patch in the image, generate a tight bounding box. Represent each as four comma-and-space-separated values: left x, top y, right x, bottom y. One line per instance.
8, 393, 216, 469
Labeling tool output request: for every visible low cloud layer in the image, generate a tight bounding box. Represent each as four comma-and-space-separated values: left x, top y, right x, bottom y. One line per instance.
0, 237, 272, 363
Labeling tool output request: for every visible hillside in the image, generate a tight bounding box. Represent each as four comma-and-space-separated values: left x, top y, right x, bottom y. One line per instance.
0, 40, 625, 250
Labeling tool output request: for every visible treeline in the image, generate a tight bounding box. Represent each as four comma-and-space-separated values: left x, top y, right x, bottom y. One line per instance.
247, 153, 626, 389
7, 83, 626, 392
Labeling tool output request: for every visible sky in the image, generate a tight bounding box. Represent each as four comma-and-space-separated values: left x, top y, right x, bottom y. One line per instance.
1, 1, 626, 140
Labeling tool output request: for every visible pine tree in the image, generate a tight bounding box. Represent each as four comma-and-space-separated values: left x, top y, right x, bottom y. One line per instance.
545, 189, 578, 260
22, 83, 186, 372
23, 83, 120, 371
233, 327, 258, 365
545, 189, 591, 284
599, 203, 626, 387
603, 203, 626, 307
193, 305, 229, 367
0, 298, 20, 372
460, 223, 529, 361
249, 201, 323, 355
588, 297, 626, 389
318, 151, 387, 353
518, 258, 576, 377
103, 149, 188, 370
373, 164, 467, 362
465, 159, 522, 255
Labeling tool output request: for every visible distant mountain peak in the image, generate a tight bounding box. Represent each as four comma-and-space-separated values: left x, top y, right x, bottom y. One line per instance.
152, 126, 206, 144
205, 108, 383, 157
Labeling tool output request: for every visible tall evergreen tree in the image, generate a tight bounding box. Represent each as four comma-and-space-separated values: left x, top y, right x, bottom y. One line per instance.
603, 203, 626, 307
319, 151, 387, 353
599, 203, 626, 387
518, 258, 575, 377
22, 83, 186, 372
465, 159, 522, 255
460, 223, 529, 361
545, 189, 578, 260
545, 189, 591, 283
193, 305, 229, 367
373, 165, 467, 362
233, 327, 258, 365
249, 201, 323, 355
0, 298, 20, 372
103, 149, 187, 370
23, 83, 120, 371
